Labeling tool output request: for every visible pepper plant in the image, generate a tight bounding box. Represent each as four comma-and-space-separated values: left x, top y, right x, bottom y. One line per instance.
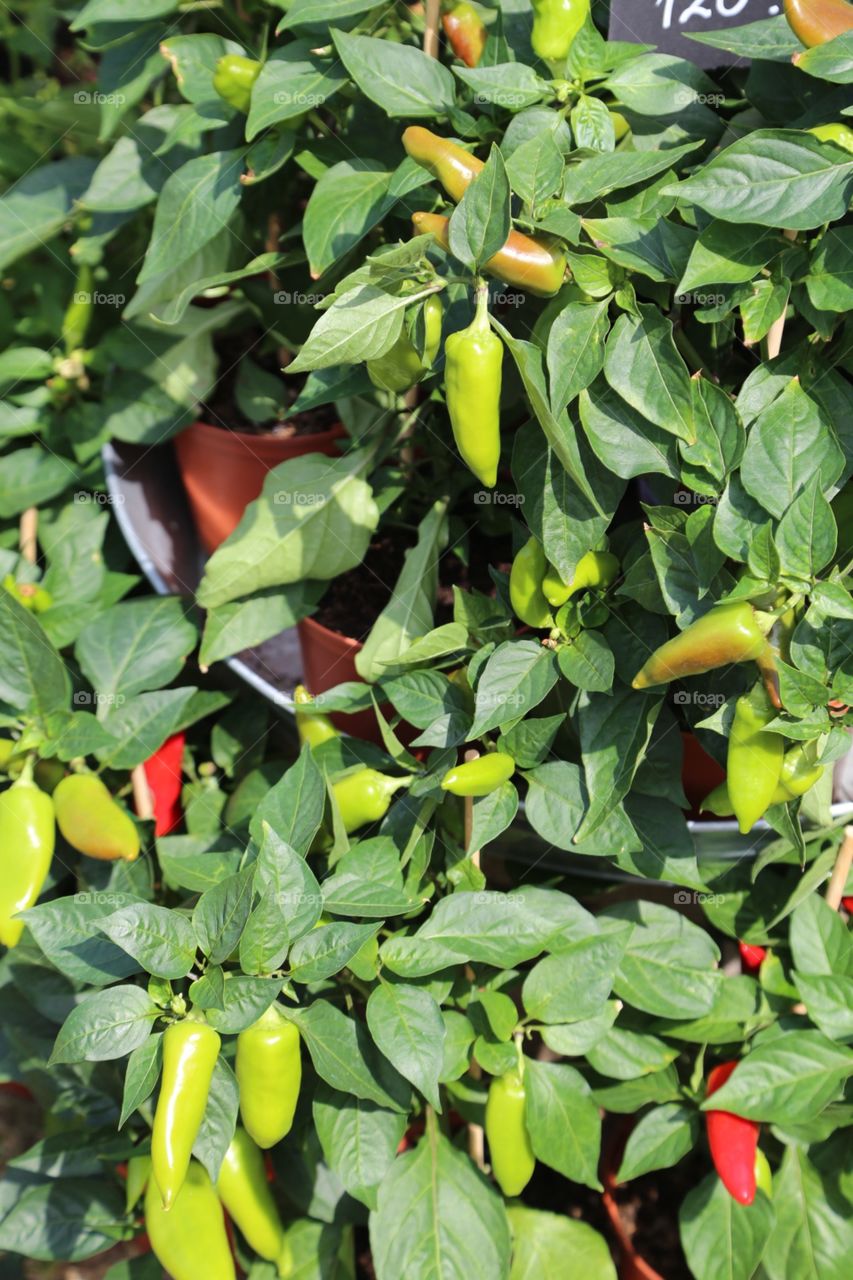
2, 3, 853, 1280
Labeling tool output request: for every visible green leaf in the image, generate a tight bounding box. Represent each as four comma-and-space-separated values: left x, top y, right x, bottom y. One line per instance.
370, 1122, 511, 1280
760, 1145, 851, 1280
96, 904, 197, 979
250, 749, 327, 855
522, 931, 628, 1025
197, 451, 380, 608
700, 1031, 853, 1122
137, 151, 244, 283
0, 157, 97, 270
470, 639, 559, 736
805, 226, 853, 313
289, 921, 380, 983
507, 1205, 616, 1280
740, 378, 843, 519
332, 30, 457, 118
449, 145, 511, 270
616, 1103, 698, 1182
75, 597, 197, 702
603, 305, 695, 444
547, 300, 610, 416
247, 40, 347, 136
284, 1001, 409, 1111
313, 1084, 406, 1210
50, 986, 157, 1064
524, 1060, 602, 1190
680, 1171, 774, 1280
366, 983, 446, 1110
667, 131, 853, 230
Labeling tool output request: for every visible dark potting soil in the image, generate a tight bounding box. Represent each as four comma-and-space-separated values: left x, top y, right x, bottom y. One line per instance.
312, 530, 513, 639
198, 333, 338, 436
609, 1146, 707, 1280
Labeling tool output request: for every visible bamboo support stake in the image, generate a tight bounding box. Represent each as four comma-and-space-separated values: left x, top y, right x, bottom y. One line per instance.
424, 0, 441, 58
763, 229, 798, 360
132, 764, 155, 823
826, 825, 853, 911
19, 507, 37, 565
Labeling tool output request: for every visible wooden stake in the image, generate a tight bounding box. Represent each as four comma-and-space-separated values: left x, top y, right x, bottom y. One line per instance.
19, 507, 37, 565
132, 764, 155, 823
763, 229, 797, 361
424, 0, 441, 58
826, 825, 853, 911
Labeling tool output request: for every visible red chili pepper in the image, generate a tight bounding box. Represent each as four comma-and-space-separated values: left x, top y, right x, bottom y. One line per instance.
143, 732, 185, 836
842, 896, 853, 914
705, 1061, 759, 1205
738, 942, 767, 975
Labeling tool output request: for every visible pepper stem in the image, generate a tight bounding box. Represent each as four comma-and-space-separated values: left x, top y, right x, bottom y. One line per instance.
473, 281, 491, 331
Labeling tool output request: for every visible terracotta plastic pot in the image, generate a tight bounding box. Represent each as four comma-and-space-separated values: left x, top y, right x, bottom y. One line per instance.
681, 731, 726, 817
296, 616, 383, 744
601, 1122, 666, 1280
174, 419, 345, 553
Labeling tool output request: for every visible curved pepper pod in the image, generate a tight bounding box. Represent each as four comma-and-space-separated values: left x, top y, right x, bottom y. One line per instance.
403, 126, 484, 203
485, 1067, 535, 1197
510, 537, 554, 628
632, 602, 769, 689
236, 1003, 301, 1149
445, 287, 503, 487
441, 752, 516, 797
145, 1160, 235, 1280
367, 294, 443, 393
785, 0, 853, 46
0, 769, 55, 948
702, 741, 824, 819
331, 767, 411, 833
705, 1061, 759, 1205
531, 0, 590, 61
293, 685, 339, 749
3, 574, 53, 613
442, 2, 488, 66
542, 550, 620, 607
727, 689, 785, 835
412, 211, 567, 298
53, 773, 140, 861
212, 54, 262, 113
151, 1018, 221, 1209
216, 1128, 285, 1265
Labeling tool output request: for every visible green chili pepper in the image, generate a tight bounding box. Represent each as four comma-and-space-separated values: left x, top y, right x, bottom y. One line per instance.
778, 742, 824, 797
2, 575, 52, 613
367, 294, 443, 393
541, 551, 620, 607
444, 286, 503, 488
61, 263, 94, 354
126, 1154, 152, 1213
212, 54, 262, 113
754, 1149, 773, 1198
531, 0, 590, 61
509, 537, 553, 629
236, 1004, 301, 1149
216, 1128, 285, 1266
632, 602, 769, 690
441, 752, 516, 797
332, 768, 411, 833
728, 686, 785, 834
485, 1065, 535, 1197
151, 1016, 221, 1209
0, 762, 55, 949
53, 773, 140, 862
293, 685, 339, 749
145, 1160, 235, 1280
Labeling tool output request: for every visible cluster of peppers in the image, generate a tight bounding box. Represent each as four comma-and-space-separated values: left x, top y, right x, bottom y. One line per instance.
136, 1001, 301, 1279
396, 126, 568, 487
632, 601, 826, 832
0, 754, 140, 948
293, 685, 411, 831
510, 536, 619, 632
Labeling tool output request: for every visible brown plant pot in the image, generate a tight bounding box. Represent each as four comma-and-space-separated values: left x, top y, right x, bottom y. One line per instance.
601, 1123, 667, 1280
174, 419, 345, 553
297, 616, 382, 744
681, 730, 726, 817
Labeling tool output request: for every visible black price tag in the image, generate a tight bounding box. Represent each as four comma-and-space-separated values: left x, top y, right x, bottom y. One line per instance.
608, 0, 784, 68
